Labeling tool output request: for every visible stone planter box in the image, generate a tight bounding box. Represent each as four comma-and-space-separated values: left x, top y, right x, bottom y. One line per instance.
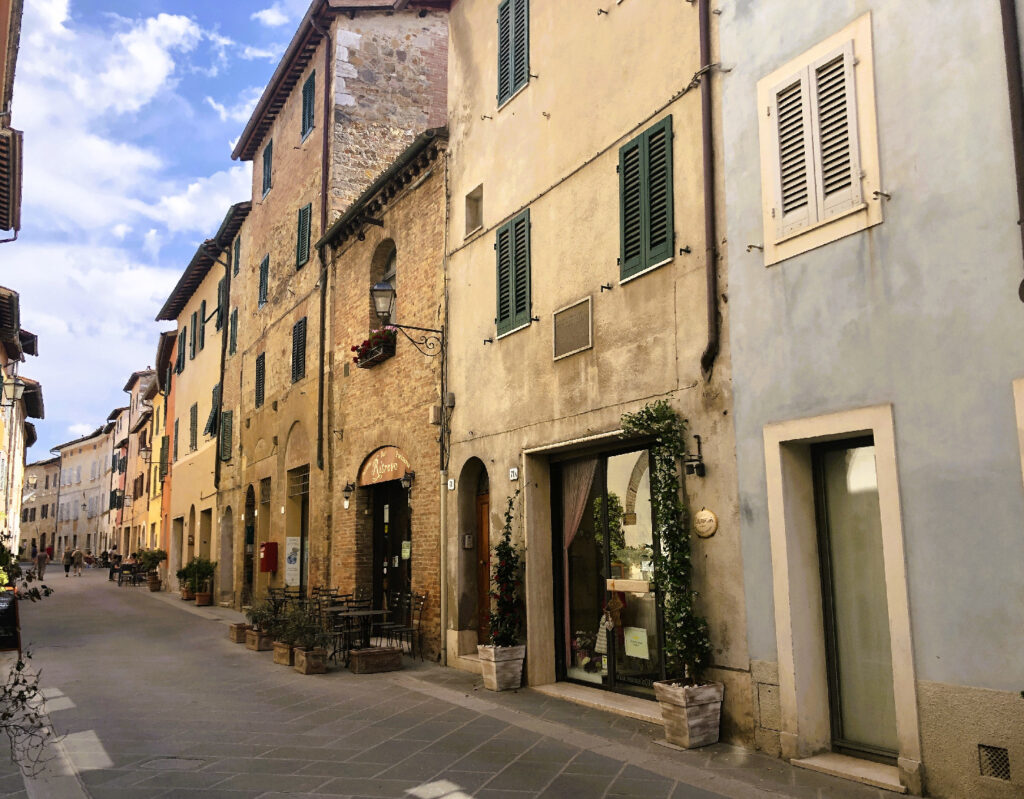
228, 623, 249, 644
245, 629, 273, 651
272, 641, 294, 666
653, 680, 724, 749
180, 588, 195, 601
147, 573, 161, 592
195, 591, 212, 607
348, 646, 403, 674
294, 648, 327, 675
478, 644, 525, 691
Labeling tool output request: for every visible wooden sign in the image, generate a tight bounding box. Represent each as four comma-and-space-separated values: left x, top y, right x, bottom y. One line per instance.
359, 446, 411, 486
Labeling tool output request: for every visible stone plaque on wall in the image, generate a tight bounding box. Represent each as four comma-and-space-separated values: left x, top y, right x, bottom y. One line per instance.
553, 297, 592, 360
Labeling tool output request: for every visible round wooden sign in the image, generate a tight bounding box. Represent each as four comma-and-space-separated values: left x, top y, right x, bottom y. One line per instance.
694, 508, 718, 538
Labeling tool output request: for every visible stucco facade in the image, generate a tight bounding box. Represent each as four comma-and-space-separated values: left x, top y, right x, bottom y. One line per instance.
442, 0, 750, 743
719, 4, 1024, 796
21, 457, 57, 555
53, 427, 112, 557
123, 370, 155, 555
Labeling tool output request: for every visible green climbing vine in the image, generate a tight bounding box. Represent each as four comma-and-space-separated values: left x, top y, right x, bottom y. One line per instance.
488, 489, 523, 648
621, 399, 711, 684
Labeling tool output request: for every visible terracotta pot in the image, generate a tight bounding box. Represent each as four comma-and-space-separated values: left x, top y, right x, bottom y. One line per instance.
477, 644, 525, 691
194, 591, 212, 607
180, 588, 195, 601
653, 680, 724, 749
245, 629, 273, 651
228, 623, 249, 644
294, 647, 327, 674
272, 641, 294, 665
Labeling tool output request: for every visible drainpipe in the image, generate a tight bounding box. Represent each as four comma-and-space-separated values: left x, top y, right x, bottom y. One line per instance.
698, 0, 719, 377
211, 247, 231, 491
999, 0, 1024, 299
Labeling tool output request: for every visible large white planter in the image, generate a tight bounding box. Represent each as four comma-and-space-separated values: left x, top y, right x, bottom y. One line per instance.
477, 644, 526, 691
653, 680, 724, 749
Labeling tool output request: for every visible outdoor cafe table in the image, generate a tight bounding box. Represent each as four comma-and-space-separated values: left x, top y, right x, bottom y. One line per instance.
325, 607, 389, 648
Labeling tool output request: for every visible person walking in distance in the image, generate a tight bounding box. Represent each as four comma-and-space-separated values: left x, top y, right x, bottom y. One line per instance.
61, 548, 73, 578
33, 548, 48, 580
71, 547, 84, 577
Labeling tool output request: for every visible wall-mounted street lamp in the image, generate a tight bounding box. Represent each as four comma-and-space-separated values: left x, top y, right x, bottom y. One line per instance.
400, 471, 415, 491
0, 377, 25, 407
370, 282, 444, 357
342, 482, 355, 509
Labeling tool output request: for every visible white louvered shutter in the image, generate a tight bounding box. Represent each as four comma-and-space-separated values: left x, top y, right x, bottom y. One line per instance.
771, 70, 817, 239
809, 41, 862, 222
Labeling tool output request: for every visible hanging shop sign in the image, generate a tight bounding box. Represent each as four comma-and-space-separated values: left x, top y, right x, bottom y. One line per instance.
285, 537, 300, 585
358, 446, 412, 486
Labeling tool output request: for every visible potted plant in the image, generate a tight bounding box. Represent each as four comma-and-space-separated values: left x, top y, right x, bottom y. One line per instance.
272, 608, 302, 666
292, 612, 330, 674
189, 557, 217, 606
138, 548, 167, 592
244, 600, 275, 651
622, 401, 721, 749
352, 326, 397, 369
176, 561, 196, 601
478, 489, 526, 691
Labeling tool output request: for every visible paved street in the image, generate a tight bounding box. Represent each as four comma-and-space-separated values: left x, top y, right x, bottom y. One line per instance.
5, 570, 894, 799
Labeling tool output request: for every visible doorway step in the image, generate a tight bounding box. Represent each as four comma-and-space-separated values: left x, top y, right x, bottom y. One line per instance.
533, 682, 663, 726
792, 753, 905, 793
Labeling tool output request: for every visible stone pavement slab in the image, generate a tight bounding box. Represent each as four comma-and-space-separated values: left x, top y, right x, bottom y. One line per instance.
10, 570, 895, 799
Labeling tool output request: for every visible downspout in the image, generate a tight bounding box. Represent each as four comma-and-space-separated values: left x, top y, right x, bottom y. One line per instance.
212, 249, 231, 490
311, 13, 333, 473
698, 0, 719, 377
999, 0, 1024, 299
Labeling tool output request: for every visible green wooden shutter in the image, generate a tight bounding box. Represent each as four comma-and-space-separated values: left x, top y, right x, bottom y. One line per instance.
198, 301, 206, 350
159, 436, 168, 478
497, 0, 512, 103
189, 403, 198, 451
258, 256, 269, 307
302, 72, 315, 136
215, 279, 225, 331
255, 353, 265, 408
291, 318, 307, 383
511, 0, 529, 94
644, 115, 674, 267
495, 220, 513, 333
619, 137, 644, 278
229, 308, 238, 355
189, 312, 197, 358
203, 384, 220, 437
233, 237, 240, 277
262, 140, 273, 195
296, 204, 311, 268
219, 410, 233, 462
177, 329, 186, 372
173, 419, 179, 461
511, 210, 531, 329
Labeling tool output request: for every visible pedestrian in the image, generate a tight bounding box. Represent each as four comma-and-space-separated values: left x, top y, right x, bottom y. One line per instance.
30, 544, 37, 560
33, 548, 47, 580
72, 547, 84, 577
61, 548, 72, 578
108, 553, 121, 582
46, 544, 53, 560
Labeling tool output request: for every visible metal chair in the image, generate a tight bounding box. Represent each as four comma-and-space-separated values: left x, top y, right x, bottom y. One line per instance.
391, 593, 427, 660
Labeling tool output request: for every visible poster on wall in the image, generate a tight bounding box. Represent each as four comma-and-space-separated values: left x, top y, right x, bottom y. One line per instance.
285, 537, 300, 585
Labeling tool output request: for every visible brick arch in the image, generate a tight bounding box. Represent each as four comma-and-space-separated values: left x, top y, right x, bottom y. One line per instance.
623, 451, 649, 525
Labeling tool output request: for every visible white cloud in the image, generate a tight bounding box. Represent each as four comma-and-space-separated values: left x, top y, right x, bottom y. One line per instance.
67, 424, 94, 438
205, 87, 263, 124
241, 44, 283, 62
111, 224, 131, 240
251, 7, 290, 27
142, 229, 163, 259
153, 165, 253, 233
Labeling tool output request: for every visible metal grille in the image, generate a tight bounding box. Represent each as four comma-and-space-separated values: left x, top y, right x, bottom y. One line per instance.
288, 466, 310, 498
979, 744, 1011, 781
259, 478, 271, 504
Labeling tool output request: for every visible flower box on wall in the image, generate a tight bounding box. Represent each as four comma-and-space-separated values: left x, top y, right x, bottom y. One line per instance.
352, 327, 397, 369
356, 341, 395, 369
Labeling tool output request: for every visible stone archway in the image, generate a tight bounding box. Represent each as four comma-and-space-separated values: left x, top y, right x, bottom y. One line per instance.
455, 457, 489, 653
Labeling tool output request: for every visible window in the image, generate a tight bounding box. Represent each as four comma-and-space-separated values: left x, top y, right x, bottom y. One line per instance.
495, 209, 531, 336
757, 14, 881, 265
296, 204, 312, 268
466, 185, 483, 235
233, 236, 241, 277
159, 436, 168, 478
255, 353, 266, 408
44, 475, 48, 490
41, 504, 47, 520
497, 0, 529, 105
619, 115, 674, 280
258, 256, 269, 308
229, 309, 238, 355
173, 420, 179, 462
262, 140, 273, 196
76, 466, 81, 483
203, 384, 220, 437
215, 279, 225, 332
189, 311, 198, 359
189, 403, 198, 452
301, 71, 316, 138
198, 300, 206, 350
219, 410, 233, 462
292, 318, 307, 383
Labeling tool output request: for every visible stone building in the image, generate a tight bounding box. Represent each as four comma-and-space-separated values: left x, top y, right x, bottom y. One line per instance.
0, 0, 23, 237
145, 331, 176, 574
320, 129, 447, 660
21, 456, 58, 555
219, 0, 448, 607
104, 407, 128, 555
53, 426, 111, 557
441, 0, 750, 742
122, 370, 155, 554
717, 3, 1024, 795
157, 205, 247, 596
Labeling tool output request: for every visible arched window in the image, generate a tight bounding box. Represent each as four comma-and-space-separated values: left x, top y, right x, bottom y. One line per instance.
369, 239, 397, 329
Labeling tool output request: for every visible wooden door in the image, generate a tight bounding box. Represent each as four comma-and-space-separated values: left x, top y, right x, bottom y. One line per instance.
476, 494, 490, 642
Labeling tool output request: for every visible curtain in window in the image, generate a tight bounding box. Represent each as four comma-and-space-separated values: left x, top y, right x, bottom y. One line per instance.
561, 458, 597, 649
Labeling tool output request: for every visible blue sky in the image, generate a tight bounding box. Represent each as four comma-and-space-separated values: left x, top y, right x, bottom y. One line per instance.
7, 0, 311, 457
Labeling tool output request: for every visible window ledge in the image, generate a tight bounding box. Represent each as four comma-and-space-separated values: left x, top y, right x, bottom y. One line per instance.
300, 127, 314, 144
496, 321, 531, 341
774, 201, 868, 246
464, 224, 484, 243
498, 81, 530, 112
619, 255, 673, 286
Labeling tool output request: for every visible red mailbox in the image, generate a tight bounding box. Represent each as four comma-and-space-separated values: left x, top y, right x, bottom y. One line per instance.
258, 542, 278, 573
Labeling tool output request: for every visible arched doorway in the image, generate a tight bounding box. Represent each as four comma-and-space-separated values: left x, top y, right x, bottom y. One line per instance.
243, 486, 256, 604
456, 457, 490, 643
285, 422, 312, 594
187, 506, 196, 564
358, 446, 413, 610
219, 506, 234, 604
